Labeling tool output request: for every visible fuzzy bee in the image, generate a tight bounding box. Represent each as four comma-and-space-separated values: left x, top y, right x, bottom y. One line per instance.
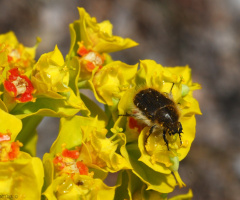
123, 86, 183, 150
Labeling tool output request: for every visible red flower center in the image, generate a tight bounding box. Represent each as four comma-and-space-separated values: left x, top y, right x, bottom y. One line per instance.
77, 43, 104, 72
128, 117, 144, 133
4, 67, 35, 102
53, 147, 89, 176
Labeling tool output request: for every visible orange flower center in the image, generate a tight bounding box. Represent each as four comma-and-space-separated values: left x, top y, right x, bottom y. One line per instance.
12, 76, 28, 96
4, 67, 35, 102
0, 133, 22, 161
77, 43, 104, 72
53, 148, 89, 177
128, 117, 145, 133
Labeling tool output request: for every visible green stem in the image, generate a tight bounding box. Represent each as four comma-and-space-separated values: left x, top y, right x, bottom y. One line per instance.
16, 115, 44, 155
80, 92, 108, 122
78, 80, 89, 89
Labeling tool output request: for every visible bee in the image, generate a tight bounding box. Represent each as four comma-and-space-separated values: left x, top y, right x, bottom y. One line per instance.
123, 85, 183, 150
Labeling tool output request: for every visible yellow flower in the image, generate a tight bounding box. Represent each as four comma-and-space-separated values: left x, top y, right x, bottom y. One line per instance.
124, 143, 177, 194
67, 7, 138, 81
43, 174, 116, 200
44, 146, 116, 200
68, 7, 138, 56
43, 116, 129, 186
115, 170, 174, 200
31, 45, 69, 99
0, 110, 43, 199
0, 31, 40, 110
4, 67, 36, 103
0, 31, 40, 72
0, 152, 44, 200
117, 59, 201, 189
52, 146, 91, 178
42, 116, 121, 199
78, 118, 131, 173
90, 61, 138, 105
0, 109, 22, 141
6, 45, 89, 119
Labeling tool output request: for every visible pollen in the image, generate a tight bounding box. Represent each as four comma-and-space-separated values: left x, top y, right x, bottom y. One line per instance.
84, 52, 103, 66
8, 49, 21, 61
53, 147, 90, 177
77, 42, 104, 72
0, 133, 22, 161
181, 140, 189, 148
12, 76, 28, 96
4, 68, 35, 102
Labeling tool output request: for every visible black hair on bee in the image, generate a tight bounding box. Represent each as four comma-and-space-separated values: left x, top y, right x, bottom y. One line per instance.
122, 84, 183, 150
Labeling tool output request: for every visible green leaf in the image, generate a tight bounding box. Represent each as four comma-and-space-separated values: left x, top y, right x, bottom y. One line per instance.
0, 99, 8, 112
20, 129, 38, 157
10, 97, 83, 119
115, 170, 130, 200
42, 153, 55, 193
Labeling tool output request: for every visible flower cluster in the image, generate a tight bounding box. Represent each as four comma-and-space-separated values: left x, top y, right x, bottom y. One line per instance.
0, 7, 201, 200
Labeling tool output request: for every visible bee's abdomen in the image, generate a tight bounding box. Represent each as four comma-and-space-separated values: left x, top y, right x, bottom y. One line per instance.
133, 88, 174, 121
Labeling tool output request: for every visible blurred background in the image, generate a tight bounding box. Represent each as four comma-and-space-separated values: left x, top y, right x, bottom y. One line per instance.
0, 0, 240, 199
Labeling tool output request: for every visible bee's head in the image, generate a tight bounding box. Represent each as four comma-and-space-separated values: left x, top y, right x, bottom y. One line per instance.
167, 122, 182, 135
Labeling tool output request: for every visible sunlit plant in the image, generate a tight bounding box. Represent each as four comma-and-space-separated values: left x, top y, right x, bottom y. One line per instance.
0, 7, 201, 200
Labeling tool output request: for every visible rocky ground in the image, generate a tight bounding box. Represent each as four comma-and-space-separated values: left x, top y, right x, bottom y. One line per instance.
1, 0, 240, 199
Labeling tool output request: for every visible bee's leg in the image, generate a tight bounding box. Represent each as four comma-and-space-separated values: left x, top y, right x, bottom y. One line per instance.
163, 128, 170, 150
179, 133, 182, 145
178, 122, 183, 145
118, 112, 133, 117
145, 125, 156, 144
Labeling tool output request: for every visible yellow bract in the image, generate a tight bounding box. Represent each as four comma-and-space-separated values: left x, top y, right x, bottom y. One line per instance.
0, 109, 22, 141
32, 46, 69, 99
0, 31, 40, 72
67, 7, 138, 83
116, 59, 201, 190
78, 120, 131, 172
0, 153, 44, 200
75, 7, 138, 54
43, 174, 116, 200
90, 61, 138, 105
0, 6, 202, 198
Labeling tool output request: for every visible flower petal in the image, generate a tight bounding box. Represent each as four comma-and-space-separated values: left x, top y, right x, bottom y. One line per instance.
126, 143, 176, 193
43, 174, 116, 200
0, 152, 44, 199
90, 61, 138, 105
0, 109, 22, 141
67, 7, 138, 58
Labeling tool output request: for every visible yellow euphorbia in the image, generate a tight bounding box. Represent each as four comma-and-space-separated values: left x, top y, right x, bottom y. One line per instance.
117, 59, 201, 189
67, 7, 138, 81
0, 110, 43, 199
90, 61, 138, 105
43, 174, 116, 200
31, 45, 69, 99
0, 31, 40, 72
